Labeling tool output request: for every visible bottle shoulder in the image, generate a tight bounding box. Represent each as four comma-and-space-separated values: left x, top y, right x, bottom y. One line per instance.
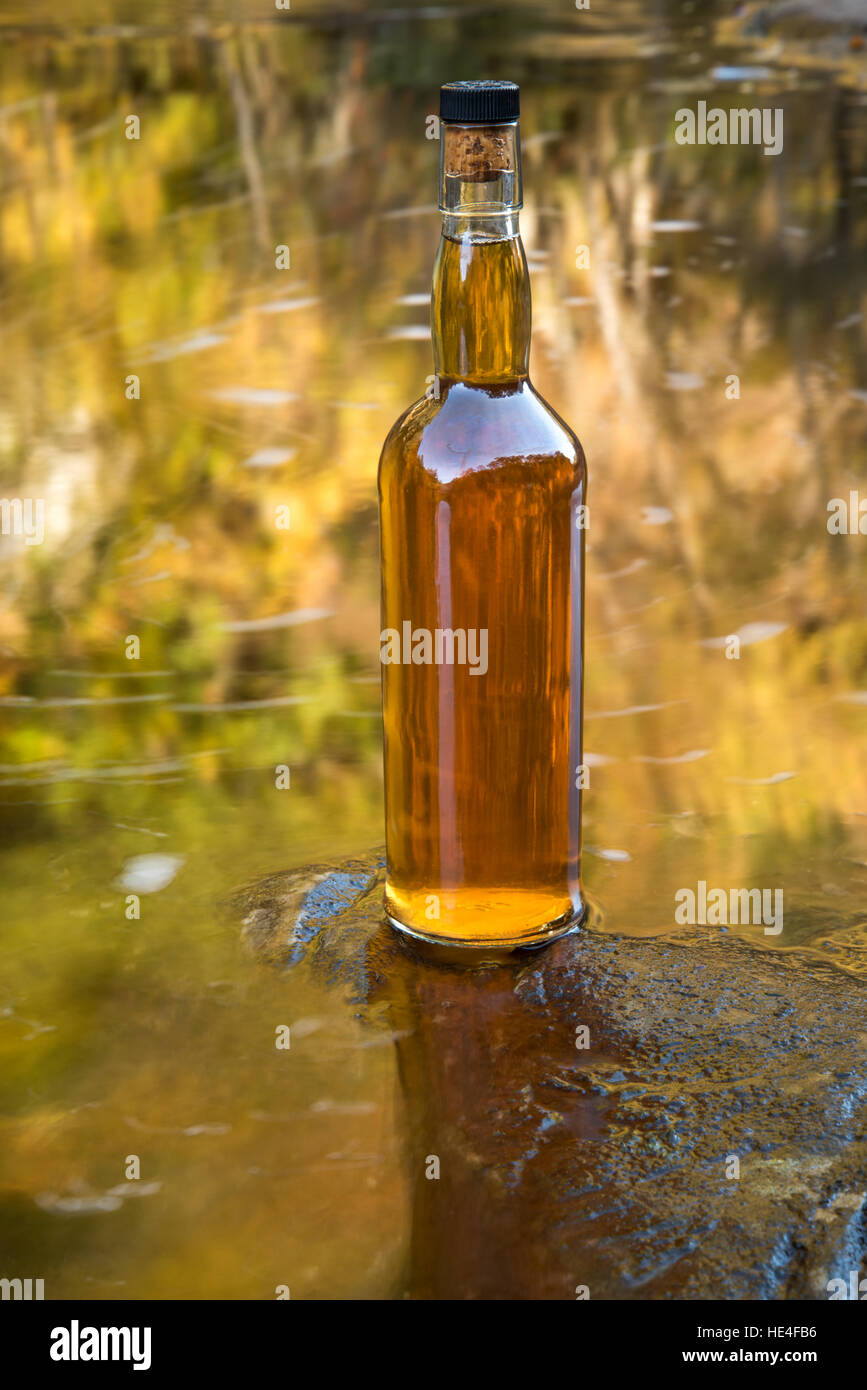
379, 392, 439, 457
378, 380, 585, 486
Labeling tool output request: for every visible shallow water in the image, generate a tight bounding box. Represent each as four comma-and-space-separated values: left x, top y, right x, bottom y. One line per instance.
1, 0, 866, 1297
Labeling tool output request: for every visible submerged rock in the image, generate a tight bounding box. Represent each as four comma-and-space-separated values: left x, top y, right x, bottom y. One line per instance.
229, 850, 867, 1300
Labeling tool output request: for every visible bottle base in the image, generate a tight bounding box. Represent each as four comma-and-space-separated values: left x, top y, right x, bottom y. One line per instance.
385, 890, 585, 952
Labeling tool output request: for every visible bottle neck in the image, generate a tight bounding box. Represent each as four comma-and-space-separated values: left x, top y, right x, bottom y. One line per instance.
431, 120, 530, 386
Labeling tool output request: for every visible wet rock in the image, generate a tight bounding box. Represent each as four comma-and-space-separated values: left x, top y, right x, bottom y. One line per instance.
229, 850, 867, 1300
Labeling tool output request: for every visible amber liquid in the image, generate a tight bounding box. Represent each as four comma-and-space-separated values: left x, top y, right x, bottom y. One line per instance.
378, 231, 585, 945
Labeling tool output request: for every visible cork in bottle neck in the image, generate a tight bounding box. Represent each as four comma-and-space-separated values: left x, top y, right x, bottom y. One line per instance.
438, 119, 522, 226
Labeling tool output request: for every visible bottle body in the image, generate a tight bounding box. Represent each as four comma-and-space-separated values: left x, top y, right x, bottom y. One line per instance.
377, 92, 586, 946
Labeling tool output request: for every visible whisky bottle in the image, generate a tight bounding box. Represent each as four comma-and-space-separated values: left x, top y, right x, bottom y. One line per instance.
378, 80, 586, 947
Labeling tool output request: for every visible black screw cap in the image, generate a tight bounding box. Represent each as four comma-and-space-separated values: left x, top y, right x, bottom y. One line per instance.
439, 81, 519, 124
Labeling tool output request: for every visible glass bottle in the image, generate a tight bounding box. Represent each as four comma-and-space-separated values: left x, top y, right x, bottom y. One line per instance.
378, 80, 586, 947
